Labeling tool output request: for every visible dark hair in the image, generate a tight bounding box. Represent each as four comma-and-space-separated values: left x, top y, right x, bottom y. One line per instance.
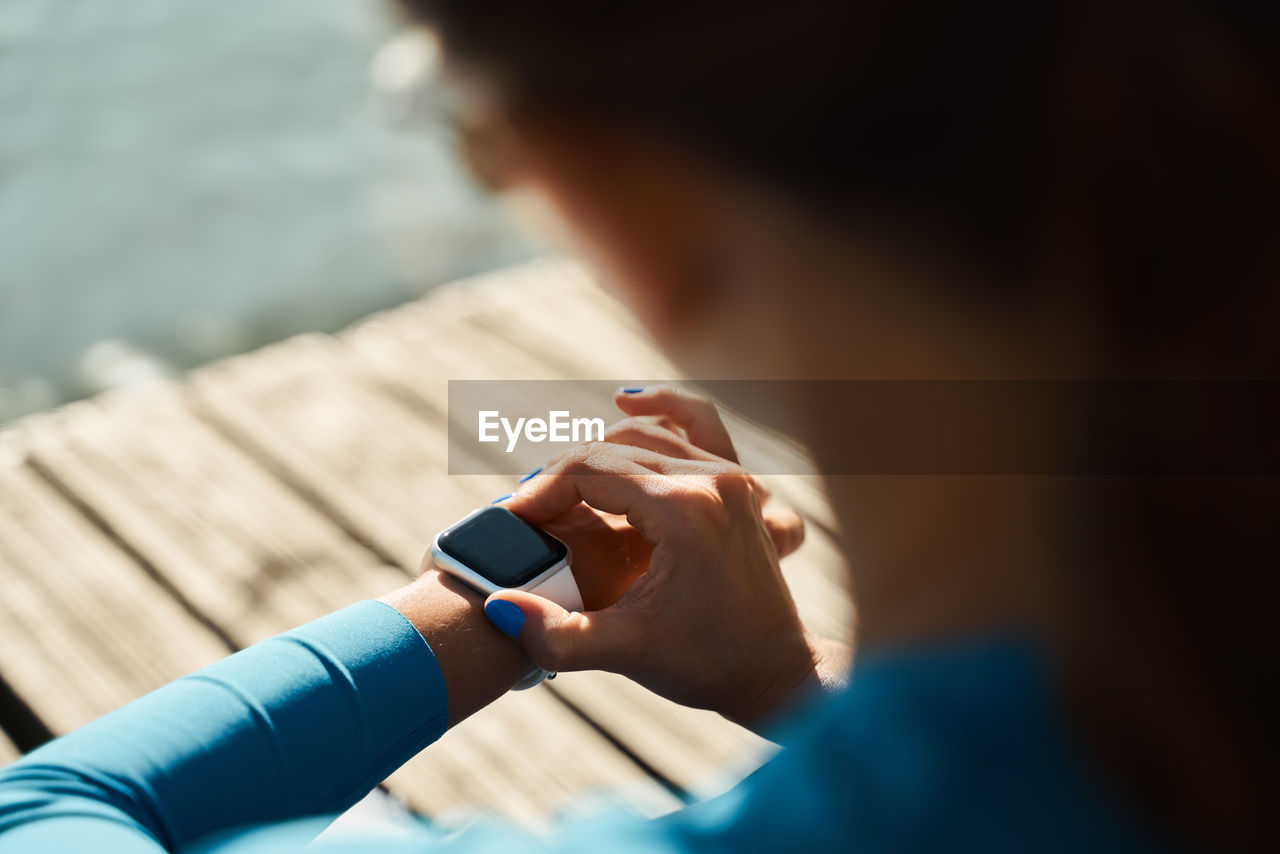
401, 0, 1278, 846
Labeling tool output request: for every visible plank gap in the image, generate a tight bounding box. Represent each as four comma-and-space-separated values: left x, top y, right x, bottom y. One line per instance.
23, 455, 241, 655
184, 388, 410, 575
0, 669, 52, 754
542, 683, 693, 806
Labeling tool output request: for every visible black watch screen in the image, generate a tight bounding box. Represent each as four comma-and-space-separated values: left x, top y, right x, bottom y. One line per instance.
437, 506, 568, 588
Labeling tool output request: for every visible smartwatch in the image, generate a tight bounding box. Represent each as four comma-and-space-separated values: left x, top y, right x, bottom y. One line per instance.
424, 505, 582, 690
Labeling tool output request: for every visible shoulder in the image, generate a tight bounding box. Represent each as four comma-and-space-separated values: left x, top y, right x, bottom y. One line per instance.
665, 638, 1165, 853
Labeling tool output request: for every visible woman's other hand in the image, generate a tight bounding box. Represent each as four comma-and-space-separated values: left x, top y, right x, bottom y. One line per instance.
490, 386, 820, 729
530, 386, 806, 611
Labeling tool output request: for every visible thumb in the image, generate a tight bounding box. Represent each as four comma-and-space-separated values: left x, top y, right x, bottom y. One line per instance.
483, 591, 628, 673
763, 507, 806, 558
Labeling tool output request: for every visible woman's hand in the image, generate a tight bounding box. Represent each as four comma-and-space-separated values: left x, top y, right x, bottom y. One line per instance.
489, 386, 821, 729
527, 387, 805, 611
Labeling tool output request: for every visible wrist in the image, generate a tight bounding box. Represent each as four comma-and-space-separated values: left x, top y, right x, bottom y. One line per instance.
724, 629, 852, 732
378, 570, 534, 726
806, 629, 853, 696
721, 630, 822, 731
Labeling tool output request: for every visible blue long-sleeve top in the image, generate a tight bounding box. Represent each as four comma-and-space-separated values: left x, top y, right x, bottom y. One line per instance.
0, 600, 1162, 852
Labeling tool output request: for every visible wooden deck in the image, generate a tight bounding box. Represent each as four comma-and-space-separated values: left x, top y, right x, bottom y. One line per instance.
0, 259, 852, 830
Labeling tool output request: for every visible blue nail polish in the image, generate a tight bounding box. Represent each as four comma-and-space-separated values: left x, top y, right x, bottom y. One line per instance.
620, 386, 644, 394
491, 492, 513, 504
518, 467, 542, 483
485, 599, 525, 639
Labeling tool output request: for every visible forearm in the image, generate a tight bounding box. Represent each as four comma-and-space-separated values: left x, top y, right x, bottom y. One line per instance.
0, 576, 525, 852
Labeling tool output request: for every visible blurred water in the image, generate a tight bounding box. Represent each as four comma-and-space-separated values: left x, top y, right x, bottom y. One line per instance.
0, 0, 534, 422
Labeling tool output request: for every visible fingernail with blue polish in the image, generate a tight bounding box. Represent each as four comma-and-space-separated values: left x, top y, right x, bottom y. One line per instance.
485, 599, 525, 639
620, 386, 645, 394
491, 492, 513, 504
518, 467, 542, 483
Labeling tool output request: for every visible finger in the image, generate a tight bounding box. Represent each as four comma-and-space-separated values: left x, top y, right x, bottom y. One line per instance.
602, 418, 719, 462
506, 443, 736, 543
614, 385, 739, 462
484, 590, 636, 673
633, 413, 684, 437
593, 435, 768, 504
503, 445, 679, 538
580, 441, 751, 486
763, 507, 806, 557
528, 416, 686, 477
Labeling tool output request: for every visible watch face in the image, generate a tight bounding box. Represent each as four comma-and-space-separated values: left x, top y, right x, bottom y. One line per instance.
437, 506, 568, 588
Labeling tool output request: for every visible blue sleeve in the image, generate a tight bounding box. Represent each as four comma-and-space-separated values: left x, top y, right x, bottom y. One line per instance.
0, 631, 1153, 854
0, 600, 449, 853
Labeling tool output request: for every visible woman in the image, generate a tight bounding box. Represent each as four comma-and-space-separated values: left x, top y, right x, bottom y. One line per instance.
0, 1, 1275, 851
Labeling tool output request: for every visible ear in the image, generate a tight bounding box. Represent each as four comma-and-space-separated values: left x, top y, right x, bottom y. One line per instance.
504, 116, 723, 347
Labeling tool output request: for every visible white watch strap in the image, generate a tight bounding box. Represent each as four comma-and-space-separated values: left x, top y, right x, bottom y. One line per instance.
511, 565, 580, 690
512, 668, 550, 690
525, 564, 583, 612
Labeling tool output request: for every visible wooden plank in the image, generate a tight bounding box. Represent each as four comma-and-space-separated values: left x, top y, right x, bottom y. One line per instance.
188, 334, 508, 571
0, 435, 229, 736
16, 389, 405, 644
387, 688, 678, 833
547, 670, 776, 799
11, 385, 679, 826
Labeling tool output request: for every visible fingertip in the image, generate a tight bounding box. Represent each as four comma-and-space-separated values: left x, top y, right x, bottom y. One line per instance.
494, 488, 541, 523
765, 508, 807, 557
614, 386, 647, 411
483, 596, 527, 639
